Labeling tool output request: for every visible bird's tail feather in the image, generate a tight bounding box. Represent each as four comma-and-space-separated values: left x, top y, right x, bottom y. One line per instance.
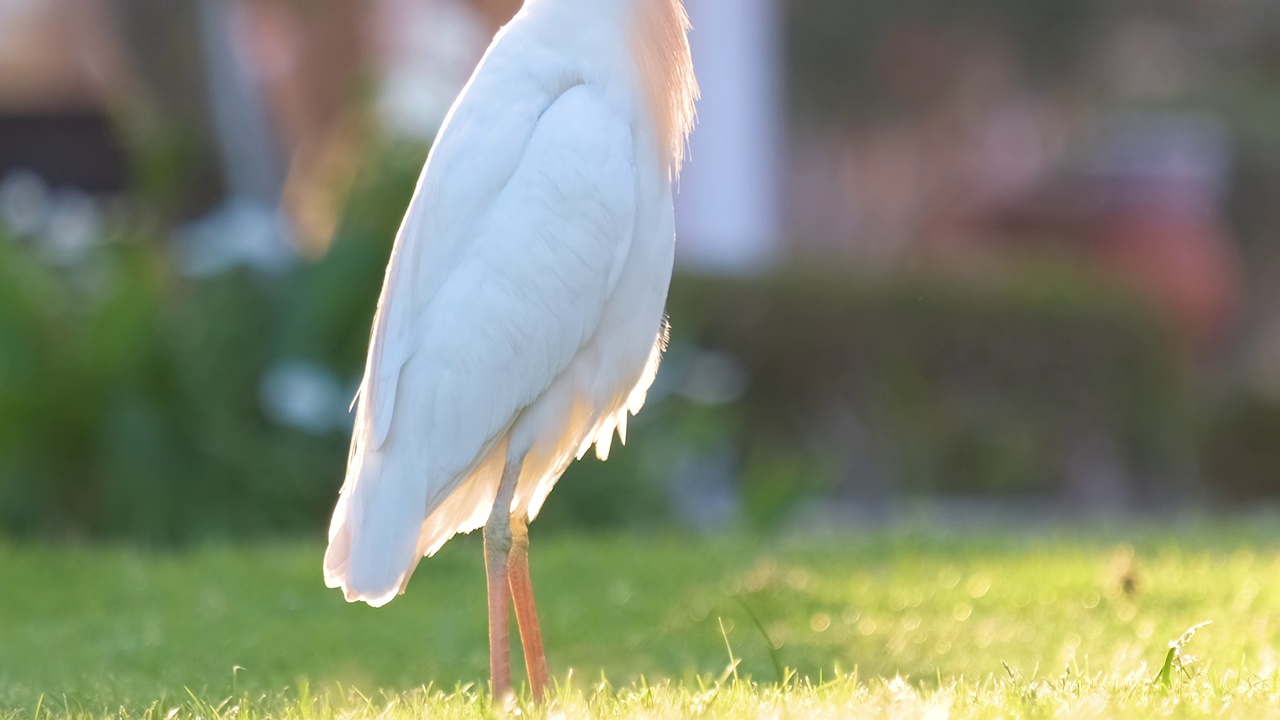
324, 436, 508, 606
323, 447, 426, 607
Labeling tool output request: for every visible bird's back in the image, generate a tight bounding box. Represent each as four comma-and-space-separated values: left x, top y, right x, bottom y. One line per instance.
324, 0, 696, 607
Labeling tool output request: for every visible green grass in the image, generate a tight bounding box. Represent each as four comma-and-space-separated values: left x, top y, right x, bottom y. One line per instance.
5, 520, 1280, 717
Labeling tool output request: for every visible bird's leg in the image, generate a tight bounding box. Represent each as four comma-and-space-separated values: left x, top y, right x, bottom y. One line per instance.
484, 462, 520, 702
508, 513, 549, 700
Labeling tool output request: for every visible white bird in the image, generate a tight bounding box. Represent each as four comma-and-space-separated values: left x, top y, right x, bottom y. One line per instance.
322, 0, 698, 701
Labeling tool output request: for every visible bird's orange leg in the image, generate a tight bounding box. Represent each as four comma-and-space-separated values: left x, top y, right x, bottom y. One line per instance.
484, 463, 520, 702
508, 515, 549, 700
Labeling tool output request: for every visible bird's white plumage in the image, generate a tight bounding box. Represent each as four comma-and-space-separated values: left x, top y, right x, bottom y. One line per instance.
324, 0, 696, 606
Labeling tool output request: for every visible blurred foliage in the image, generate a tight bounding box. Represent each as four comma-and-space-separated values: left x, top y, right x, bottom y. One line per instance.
0, 137, 421, 543
0, 232, 345, 542
4, 135, 1280, 543
669, 266, 1201, 506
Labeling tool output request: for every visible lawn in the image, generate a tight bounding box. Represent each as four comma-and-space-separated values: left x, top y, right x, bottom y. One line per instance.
4, 520, 1280, 718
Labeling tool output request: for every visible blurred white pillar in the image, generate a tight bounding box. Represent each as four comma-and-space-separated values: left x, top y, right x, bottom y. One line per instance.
675, 0, 783, 274
196, 0, 284, 205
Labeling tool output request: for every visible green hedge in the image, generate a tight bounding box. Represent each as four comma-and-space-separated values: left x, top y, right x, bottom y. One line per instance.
0, 138, 422, 543
668, 267, 1200, 508
0, 140, 1272, 543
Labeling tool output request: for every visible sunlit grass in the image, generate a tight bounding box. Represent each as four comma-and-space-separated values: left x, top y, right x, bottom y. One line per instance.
4, 519, 1280, 718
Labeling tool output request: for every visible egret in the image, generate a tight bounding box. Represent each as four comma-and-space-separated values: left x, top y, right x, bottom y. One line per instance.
322, 0, 698, 701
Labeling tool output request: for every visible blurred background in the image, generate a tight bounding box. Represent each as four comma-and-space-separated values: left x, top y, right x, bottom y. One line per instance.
1, 0, 1279, 545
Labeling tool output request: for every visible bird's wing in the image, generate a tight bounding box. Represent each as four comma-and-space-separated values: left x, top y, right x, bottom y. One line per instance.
359, 81, 548, 450
325, 83, 637, 604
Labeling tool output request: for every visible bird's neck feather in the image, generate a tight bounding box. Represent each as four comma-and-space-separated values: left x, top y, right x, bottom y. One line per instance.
629, 0, 698, 176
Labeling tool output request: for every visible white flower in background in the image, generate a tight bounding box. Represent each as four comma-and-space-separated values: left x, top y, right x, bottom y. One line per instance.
0, 170, 49, 238
668, 445, 740, 531
175, 197, 296, 277
676, 349, 748, 406
0, 172, 104, 267
41, 189, 101, 266
259, 359, 350, 435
